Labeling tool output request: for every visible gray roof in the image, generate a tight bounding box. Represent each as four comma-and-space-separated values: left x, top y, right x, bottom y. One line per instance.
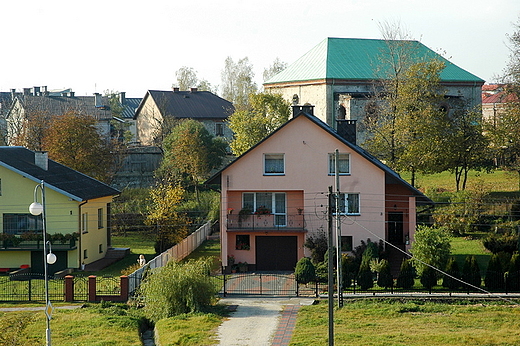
121, 98, 142, 119
0, 147, 119, 201
11, 94, 113, 120
207, 110, 432, 204
135, 90, 234, 120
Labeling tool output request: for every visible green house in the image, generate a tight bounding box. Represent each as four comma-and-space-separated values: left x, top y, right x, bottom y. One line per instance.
264, 37, 484, 142
0, 147, 119, 274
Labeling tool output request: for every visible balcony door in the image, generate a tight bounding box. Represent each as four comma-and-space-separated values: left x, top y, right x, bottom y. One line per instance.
243, 192, 286, 226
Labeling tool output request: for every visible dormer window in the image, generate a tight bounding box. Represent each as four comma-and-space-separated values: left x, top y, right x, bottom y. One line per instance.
264, 153, 284, 175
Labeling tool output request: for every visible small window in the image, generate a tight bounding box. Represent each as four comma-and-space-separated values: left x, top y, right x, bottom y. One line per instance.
84, 249, 88, 259
99, 244, 103, 253
264, 154, 284, 175
98, 208, 104, 229
236, 235, 250, 250
328, 153, 350, 175
341, 236, 353, 252
335, 193, 360, 215
81, 213, 88, 233
216, 123, 224, 136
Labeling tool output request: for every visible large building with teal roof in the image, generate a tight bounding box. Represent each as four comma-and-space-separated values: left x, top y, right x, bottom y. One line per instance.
264, 37, 484, 142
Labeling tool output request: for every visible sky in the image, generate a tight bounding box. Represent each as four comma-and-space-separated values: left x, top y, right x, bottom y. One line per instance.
1, 0, 519, 98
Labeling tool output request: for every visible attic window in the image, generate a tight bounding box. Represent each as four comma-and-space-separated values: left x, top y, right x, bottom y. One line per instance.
264, 154, 284, 175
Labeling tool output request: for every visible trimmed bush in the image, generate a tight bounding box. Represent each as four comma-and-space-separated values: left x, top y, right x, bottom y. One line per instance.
462, 255, 481, 289
482, 233, 519, 254
396, 259, 415, 289
295, 257, 316, 284
442, 257, 461, 290
420, 266, 438, 290
357, 262, 374, 290
506, 253, 520, 291
376, 259, 393, 289
485, 253, 504, 290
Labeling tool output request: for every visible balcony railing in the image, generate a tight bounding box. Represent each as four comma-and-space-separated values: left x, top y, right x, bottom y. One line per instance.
0, 238, 77, 251
226, 213, 305, 231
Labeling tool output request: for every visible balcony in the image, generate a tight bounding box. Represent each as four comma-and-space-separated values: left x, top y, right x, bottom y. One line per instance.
0, 237, 77, 251
226, 213, 306, 232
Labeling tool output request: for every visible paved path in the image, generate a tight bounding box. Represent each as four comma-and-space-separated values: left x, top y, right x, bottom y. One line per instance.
0, 305, 83, 312
216, 297, 314, 346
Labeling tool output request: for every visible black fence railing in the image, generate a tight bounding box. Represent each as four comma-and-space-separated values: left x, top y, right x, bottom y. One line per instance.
226, 214, 305, 231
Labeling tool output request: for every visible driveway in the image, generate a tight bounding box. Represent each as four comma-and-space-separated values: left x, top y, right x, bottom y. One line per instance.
216, 297, 314, 346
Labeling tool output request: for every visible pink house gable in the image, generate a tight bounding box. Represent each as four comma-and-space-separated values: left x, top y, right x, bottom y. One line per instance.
208, 107, 432, 272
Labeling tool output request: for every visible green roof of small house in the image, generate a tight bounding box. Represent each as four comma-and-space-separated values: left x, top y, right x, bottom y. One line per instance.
265, 37, 484, 84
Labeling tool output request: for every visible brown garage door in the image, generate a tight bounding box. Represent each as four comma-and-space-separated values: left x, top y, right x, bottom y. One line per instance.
255, 236, 297, 271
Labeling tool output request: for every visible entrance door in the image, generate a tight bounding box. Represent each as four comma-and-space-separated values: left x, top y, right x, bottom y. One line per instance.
255, 236, 297, 271
31, 250, 68, 275
388, 212, 404, 244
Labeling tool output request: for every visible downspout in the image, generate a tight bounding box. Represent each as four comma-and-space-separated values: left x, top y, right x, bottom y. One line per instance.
78, 200, 88, 270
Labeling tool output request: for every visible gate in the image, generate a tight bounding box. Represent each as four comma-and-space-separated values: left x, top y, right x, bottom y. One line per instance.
220, 272, 298, 296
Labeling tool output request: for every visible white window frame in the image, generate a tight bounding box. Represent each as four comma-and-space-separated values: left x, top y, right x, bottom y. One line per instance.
328, 153, 350, 175
264, 153, 285, 175
242, 192, 287, 226
98, 208, 104, 229
335, 193, 360, 215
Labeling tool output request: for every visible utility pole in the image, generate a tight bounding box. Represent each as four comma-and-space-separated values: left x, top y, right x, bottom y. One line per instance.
335, 149, 343, 307
328, 186, 334, 346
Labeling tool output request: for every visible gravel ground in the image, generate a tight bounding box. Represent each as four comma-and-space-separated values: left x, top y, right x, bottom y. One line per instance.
216, 297, 314, 346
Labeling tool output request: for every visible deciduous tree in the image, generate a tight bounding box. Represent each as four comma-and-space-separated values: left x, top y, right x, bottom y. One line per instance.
43, 112, 112, 182
174, 66, 198, 91
220, 56, 257, 107
410, 225, 451, 276
263, 57, 287, 82
158, 119, 227, 191
227, 92, 289, 156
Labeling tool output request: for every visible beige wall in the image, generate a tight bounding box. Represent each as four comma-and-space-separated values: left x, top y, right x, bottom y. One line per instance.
136, 97, 162, 145
79, 196, 113, 267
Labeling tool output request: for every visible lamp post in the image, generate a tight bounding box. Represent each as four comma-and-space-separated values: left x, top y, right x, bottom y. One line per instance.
29, 180, 56, 346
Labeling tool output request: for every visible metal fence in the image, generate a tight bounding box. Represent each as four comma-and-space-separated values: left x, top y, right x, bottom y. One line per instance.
0, 273, 65, 301
220, 272, 298, 296
128, 221, 214, 294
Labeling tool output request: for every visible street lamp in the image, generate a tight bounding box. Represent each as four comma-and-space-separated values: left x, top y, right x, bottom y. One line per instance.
29, 180, 56, 346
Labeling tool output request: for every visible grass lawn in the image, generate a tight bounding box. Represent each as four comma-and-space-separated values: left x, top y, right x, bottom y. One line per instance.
400, 169, 520, 194
0, 303, 146, 346
290, 299, 520, 346
450, 232, 491, 277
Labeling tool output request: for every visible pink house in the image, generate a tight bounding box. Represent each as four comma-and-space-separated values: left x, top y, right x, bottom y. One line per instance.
208, 106, 432, 271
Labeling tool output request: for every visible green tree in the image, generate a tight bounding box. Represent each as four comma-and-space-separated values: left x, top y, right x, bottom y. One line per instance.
145, 182, 190, 253
357, 261, 374, 290
444, 107, 491, 191
174, 66, 198, 91
442, 256, 461, 290
158, 119, 227, 192
462, 255, 481, 289
420, 266, 438, 291
506, 253, 520, 291
43, 112, 112, 182
485, 253, 504, 290
396, 259, 415, 289
375, 259, 393, 288
220, 56, 257, 107
227, 92, 290, 156
295, 257, 316, 284
138, 258, 218, 322
410, 225, 451, 276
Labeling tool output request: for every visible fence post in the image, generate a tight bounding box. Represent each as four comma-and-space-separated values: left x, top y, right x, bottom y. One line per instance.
64, 275, 74, 302
88, 275, 97, 302
120, 276, 129, 301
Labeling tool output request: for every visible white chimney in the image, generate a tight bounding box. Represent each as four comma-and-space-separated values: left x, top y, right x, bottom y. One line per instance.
34, 151, 48, 171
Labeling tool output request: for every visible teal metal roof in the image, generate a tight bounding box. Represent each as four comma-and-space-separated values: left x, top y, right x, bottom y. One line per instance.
265, 38, 484, 84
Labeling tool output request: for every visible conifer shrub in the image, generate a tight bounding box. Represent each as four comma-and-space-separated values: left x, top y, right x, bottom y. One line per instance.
462, 255, 481, 290
485, 253, 504, 290
357, 261, 374, 290
442, 256, 461, 290
295, 257, 316, 284
420, 266, 438, 291
396, 259, 415, 289
376, 259, 393, 289
506, 253, 520, 291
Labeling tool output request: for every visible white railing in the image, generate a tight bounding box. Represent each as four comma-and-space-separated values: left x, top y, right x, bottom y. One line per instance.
128, 220, 214, 293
